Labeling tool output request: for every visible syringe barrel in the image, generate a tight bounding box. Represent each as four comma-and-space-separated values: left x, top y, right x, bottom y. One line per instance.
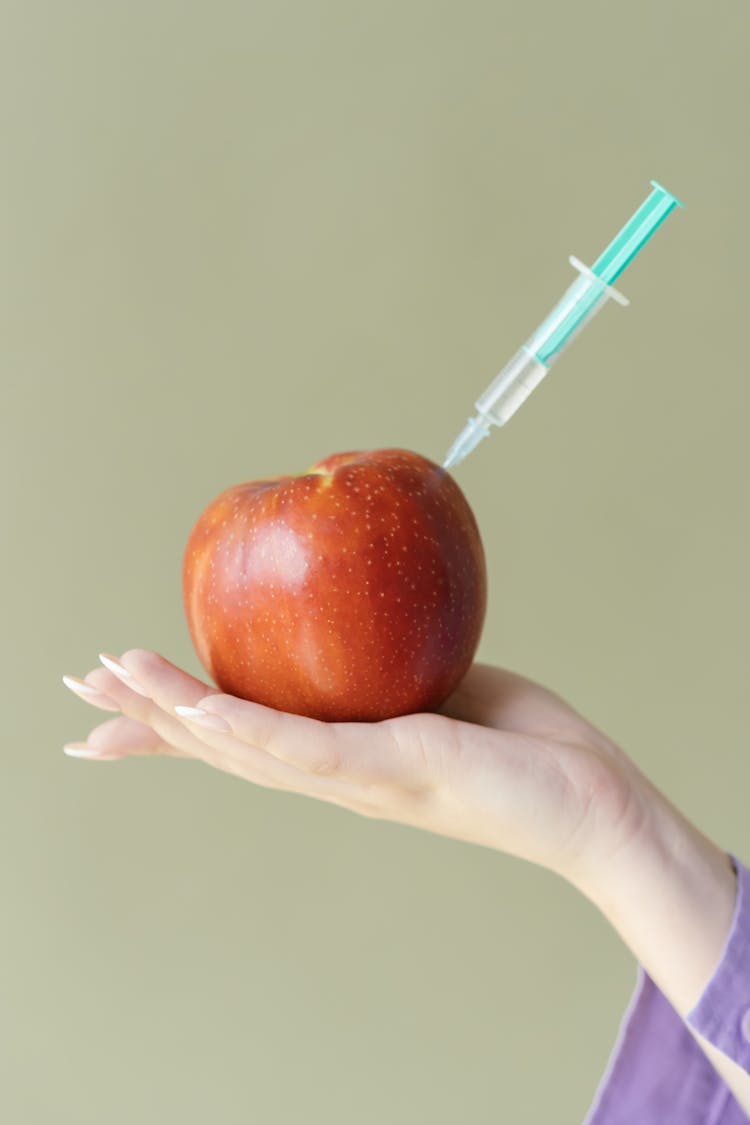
475, 348, 549, 428
474, 258, 628, 429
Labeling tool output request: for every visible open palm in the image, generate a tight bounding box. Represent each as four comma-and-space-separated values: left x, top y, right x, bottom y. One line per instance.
63, 651, 650, 888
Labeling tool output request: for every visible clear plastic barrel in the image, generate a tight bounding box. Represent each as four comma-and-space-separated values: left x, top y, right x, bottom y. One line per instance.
475, 347, 549, 428
474, 257, 629, 429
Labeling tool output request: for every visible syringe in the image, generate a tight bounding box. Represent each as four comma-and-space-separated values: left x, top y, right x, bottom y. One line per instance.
443, 181, 684, 471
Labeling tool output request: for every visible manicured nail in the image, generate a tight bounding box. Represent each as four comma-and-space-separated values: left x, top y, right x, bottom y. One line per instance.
174, 705, 231, 732
98, 653, 151, 698
63, 742, 108, 759
62, 675, 120, 711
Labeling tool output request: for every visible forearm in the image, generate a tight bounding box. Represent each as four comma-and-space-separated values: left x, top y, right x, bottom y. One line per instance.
576, 777, 750, 1112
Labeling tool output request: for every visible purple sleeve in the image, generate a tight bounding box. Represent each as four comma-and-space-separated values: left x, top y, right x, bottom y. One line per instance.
582, 855, 750, 1125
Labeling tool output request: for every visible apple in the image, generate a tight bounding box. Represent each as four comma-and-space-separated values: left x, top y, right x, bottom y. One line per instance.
182, 448, 487, 722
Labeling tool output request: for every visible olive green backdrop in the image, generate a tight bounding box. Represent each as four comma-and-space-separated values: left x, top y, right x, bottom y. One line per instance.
3, 1, 748, 1121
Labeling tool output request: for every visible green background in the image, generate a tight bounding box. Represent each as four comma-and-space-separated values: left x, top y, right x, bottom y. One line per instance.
3, 1, 749, 1121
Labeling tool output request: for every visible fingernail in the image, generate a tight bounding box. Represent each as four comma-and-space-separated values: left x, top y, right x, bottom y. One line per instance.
63, 742, 108, 759
174, 705, 231, 732
62, 675, 120, 711
98, 653, 151, 698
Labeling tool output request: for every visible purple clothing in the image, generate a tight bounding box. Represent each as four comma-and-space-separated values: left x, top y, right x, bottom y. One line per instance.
584, 854, 750, 1123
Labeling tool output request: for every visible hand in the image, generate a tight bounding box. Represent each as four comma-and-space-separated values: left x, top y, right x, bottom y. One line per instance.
63, 652, 749, 1109
62, 650, 651, 890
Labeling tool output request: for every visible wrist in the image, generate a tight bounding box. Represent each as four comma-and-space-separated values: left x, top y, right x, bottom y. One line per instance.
574, 774, 737, 1016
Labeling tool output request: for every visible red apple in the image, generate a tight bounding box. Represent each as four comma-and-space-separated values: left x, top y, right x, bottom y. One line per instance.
182, 448, 487, 722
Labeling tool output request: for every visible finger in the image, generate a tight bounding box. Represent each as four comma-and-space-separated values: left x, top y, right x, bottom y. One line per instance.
75, 657, 245, 767
192, 692, 436, 793
440, 663, 587, 741
62, 674, 121, 713
114, 649, 378, 801
116, 647, 384, 779
82, 663, 155, 716
92, 653, 236, 760
106, 649, 214, 705
114, 650, 431, 819
439, 663, 542, 727
64, 715, 190, 760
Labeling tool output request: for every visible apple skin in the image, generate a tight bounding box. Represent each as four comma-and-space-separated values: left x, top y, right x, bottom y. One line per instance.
182, 448, 487, 722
